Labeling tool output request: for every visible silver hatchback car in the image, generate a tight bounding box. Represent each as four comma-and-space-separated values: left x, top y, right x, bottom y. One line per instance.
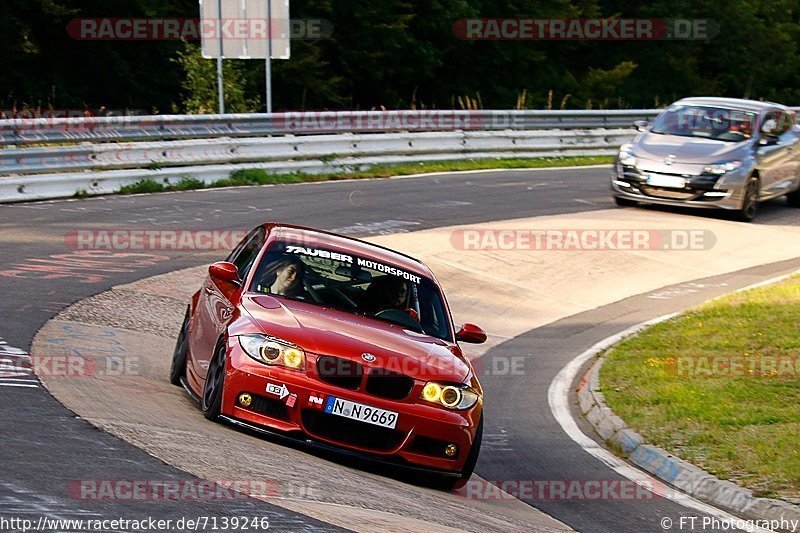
611, 97, 800, 221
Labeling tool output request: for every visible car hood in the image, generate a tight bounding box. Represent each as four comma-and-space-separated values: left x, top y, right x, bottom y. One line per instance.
241, 295, 469, 382
636, 133, 748, 164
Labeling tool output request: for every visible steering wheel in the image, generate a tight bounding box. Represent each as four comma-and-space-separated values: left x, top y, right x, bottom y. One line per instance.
302, 279, 324, 304
374, 308, 422, 330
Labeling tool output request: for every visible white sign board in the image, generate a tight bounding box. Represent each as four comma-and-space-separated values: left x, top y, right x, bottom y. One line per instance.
200, 0, 290, 59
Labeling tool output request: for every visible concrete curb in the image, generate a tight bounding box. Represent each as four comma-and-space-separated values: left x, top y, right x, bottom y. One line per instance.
578, 310, 800, 525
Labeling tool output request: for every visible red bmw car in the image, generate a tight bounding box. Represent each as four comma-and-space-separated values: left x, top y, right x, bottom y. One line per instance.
170, 223, 487, 488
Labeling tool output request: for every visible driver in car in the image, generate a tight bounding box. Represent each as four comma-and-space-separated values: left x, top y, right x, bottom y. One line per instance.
255, 255, 307, 298
361, 276, 419, 321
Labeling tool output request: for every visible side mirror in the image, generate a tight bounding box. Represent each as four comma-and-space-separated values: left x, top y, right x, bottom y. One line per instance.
456, 323, 487, 344
209, 261, 241, 287
633, 119, 649, 132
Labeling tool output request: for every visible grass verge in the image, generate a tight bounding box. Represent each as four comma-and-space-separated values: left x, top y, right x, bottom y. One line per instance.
600, 275, 800, 501
110, 155, 613, 196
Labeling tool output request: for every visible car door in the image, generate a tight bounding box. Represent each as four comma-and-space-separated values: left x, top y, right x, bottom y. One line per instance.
189, 227, 266, 380
756, 110, 797, 197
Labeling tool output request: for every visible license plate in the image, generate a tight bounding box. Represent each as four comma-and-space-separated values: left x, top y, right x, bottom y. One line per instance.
647, 174, 686, 188
324, 396, 398, 429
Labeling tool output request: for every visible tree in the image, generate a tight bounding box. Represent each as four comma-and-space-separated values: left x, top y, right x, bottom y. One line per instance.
2, 0, 800, 112
175, 43, 261, 114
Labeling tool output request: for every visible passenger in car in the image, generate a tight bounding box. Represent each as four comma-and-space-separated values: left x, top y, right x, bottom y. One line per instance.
256, 255, 307, 298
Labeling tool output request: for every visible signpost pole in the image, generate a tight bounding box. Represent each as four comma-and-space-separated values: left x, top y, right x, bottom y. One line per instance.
216, 0, 225, 114
265, 0, 273, 113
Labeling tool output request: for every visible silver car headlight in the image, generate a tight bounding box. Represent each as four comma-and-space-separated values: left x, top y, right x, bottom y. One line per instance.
618, 144, 637, 167
238, 334, 306, 370
703, 160, 742, 175
420, 382, 480, 410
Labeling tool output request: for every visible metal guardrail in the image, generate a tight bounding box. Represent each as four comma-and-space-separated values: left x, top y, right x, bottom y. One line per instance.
0, 129, 635, 176
0, 109, 660, 145
0, 109, 659, 203
0, 129, 633, 203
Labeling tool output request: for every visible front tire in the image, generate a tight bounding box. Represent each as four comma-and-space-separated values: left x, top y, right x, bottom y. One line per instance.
169, 308, 190, 386
614, 196, 638, 207
201, 341, 227, 421
736, 177, 760, 222
787, 188, 800, 207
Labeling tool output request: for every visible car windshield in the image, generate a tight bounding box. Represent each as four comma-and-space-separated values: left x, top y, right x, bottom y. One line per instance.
649, 105, 757, 142
248, 240, 453, 341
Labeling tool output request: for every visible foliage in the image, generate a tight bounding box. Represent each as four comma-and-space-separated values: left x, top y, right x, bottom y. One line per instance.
117, 178, 166, 194
112, 156, 613, 196
2, 0, 799, 111
174, 43, 261, 114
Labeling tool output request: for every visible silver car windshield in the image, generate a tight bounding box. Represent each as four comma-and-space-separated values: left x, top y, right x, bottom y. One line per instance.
650, 105, 757, 142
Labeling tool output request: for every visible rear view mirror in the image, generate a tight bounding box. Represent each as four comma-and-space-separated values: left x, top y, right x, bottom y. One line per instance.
633, 119, 649, 132
335, 265, 372, 282
456, 323, 487, 344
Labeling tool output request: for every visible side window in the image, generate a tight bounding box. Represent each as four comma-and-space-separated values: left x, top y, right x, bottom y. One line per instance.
761, 110, 791, 137
228, 227, 266, 279
776, 111, 794, 141
761, 111, 777, 135
775, 112, 792, 135
417, 282, 449, 340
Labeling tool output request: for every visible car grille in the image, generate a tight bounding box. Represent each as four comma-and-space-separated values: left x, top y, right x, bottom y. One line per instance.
242, 393, 290, 421
316, 355, 363, 390
639, 186, 698, 200
618, 167, 722, 202
301, 410, 406, 451
365, 368, 414, 400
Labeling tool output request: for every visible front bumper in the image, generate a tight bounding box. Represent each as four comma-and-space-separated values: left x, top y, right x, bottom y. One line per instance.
219, 338, 481, 474
611, 161, 747, 211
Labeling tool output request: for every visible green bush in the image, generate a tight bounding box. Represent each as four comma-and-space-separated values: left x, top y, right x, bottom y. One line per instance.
174, 43, 261, 114
117, 179, 166, 195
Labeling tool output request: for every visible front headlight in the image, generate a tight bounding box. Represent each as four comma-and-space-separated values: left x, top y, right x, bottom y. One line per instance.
238, 334, 305, 370
618, 144, 637, 167
703, 160, 742, 175
420, 382, 480, 410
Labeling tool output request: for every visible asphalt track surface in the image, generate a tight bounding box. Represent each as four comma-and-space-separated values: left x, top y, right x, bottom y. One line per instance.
478, 258, 800, 532
0, 166, 796, 532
